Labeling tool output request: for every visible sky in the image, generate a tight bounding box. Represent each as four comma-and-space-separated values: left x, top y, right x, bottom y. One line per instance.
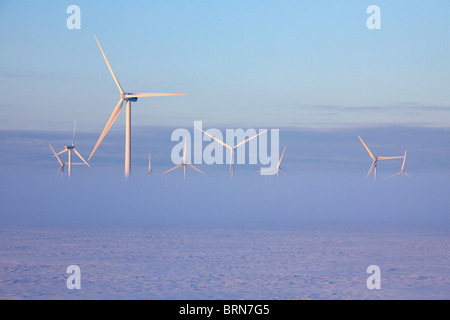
1, 0, 450, 130
0, 1, 449, 228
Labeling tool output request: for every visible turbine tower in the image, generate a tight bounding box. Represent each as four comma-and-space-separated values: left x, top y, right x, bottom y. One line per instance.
388, 150, 410, 178
88, 34, 186, 178
260, 146, 286, 179
51, 121, 90, 179
163, 137, 205, 178
198, 128, 267, 178
358, 136, 403, 180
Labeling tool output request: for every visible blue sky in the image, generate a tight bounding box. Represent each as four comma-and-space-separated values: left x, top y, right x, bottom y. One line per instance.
1, 0, 450, 130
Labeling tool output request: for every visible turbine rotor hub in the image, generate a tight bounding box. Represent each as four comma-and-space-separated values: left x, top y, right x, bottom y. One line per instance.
122, 93, 138, 102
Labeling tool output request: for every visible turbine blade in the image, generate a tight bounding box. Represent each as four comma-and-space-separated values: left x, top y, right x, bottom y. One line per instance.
187, 163, 206, 175
53, 149, 68, 157
358, 136, 376, 160
163, 163, 183, 175
57, 166, 63, 176
234, 130, 268, 148
94, 34, 124, 94
73, 148, 90, 167
89, 99, 124, 161
72, 119, 77, 146
126, 93, 187, 98
278, 146, 286, 167
198, 128, 231, 149
367, 161, 375, 178
401, 150, 407, 171
377, 156, 404, 160
49, 144, 63, 166
387, 172, 400, 179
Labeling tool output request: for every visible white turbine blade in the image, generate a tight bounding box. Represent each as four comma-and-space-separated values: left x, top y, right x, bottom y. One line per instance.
234, 130, 268, 149
89, 99, 124, 161
72, 119, 77, 146
401, 151, 407, 171
367, 161, 376, 177
387, 172, 400, 179
94, 34, 124, 94
57, 166, 63, 176
187, 163, 206, 175
377, 156, 404, 160
126, 93, 187, 98
198, 128, 231, 149
163, 163, 183, 175
73, 148, 90, 167
278, 146, 286, 167
49, 144, 63, 166
53, 149, 68, 158
358, 136, 376, 160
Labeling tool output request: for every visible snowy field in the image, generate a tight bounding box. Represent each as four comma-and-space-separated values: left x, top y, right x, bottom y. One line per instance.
0, 225, 448, 300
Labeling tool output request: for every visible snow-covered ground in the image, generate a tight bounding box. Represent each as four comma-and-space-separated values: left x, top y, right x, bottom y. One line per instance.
0, 225, 449, 300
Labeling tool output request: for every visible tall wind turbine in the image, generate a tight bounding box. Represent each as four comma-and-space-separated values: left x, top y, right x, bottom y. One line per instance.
51, 120, 90, 179
88, 34, 186, 178
388, 150, 410, 178
358, 136, 403, 180
260, 146, 286, 179
163, 137, 205, 178
198, 128, 268, 178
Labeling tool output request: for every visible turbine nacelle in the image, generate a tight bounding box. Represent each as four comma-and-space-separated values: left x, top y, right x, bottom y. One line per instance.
122, 93, 138, 102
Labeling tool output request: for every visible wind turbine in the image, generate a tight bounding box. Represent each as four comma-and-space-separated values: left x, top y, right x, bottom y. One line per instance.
88, 34, 186, 178
147, 151, 155, 176
198, 128, 268, 178
163, 137, 205, 178
51, 120, 90, 179
260, 146, 286, 179
388, 150, 410, 178
358, 136, 403, 180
